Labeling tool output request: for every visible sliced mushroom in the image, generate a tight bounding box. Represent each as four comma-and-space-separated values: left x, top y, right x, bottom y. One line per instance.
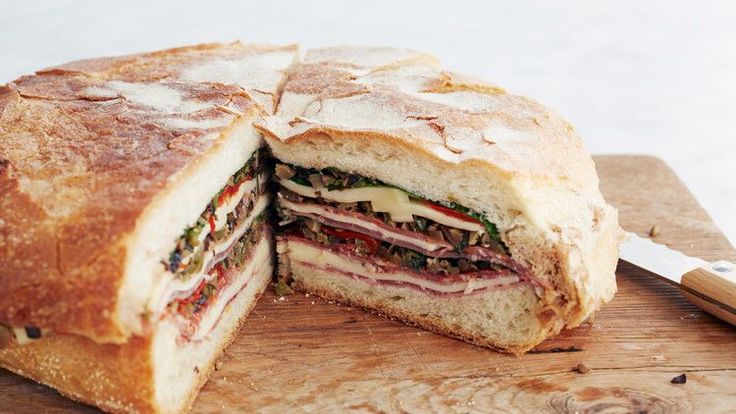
274, 163, 295, 179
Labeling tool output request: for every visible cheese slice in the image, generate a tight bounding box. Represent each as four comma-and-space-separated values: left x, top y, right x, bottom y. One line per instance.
277, 177, 485, 232
12, 327, 43, 346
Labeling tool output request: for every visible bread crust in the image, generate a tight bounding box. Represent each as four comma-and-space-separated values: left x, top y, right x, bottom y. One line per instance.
0, 332, 157, 412
0, 42, 296, 342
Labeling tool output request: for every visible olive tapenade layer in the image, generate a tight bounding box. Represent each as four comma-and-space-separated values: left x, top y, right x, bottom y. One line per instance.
281, 217, 504, 276
170, 215, 267, 319
165, 148, 267, 278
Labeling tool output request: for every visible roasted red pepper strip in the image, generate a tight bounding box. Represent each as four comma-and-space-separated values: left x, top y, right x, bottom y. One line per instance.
322, 225, 380, 253
217, 176, 250, 206
177, 280, 207, 313
423, 201, 481, 224
208, 214, 216, 233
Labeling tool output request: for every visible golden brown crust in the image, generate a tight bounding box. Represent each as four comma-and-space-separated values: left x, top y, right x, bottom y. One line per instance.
38, 42, 299, 113
0, 333, 156, 412
0, 276, 269, 413
0, 42, 296, 342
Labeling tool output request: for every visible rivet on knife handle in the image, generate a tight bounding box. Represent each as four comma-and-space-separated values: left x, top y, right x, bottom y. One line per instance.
680, 260, 736, 326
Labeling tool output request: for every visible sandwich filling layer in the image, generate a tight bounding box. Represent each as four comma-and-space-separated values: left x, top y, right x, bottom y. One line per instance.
274, 163, 543, 295
168, 219, 270, 342
149, 148, 270, 339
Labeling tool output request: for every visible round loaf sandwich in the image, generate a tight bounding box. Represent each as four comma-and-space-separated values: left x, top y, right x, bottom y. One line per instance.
0, 43, 620, 413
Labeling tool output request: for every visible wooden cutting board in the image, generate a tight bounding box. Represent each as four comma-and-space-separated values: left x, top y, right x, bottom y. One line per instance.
1, 155, 735, 413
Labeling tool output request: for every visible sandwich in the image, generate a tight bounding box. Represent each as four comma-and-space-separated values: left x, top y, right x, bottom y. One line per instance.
0, 42, 619, 412
0, 42, 297, 412
256, 46, 620, 354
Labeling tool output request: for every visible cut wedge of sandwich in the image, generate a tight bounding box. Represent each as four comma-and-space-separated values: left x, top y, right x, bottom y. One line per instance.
0, 42, 296, 413
256, 46, 620, 354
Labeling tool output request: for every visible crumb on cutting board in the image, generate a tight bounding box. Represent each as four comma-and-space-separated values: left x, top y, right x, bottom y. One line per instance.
649, 225, 660, 237
573, 362, 592, 374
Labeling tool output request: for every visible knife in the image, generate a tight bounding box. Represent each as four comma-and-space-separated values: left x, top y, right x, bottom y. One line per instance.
620, 232, 736, 326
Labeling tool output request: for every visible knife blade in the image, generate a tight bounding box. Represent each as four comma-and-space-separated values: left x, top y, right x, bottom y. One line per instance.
620, 232, 736, 326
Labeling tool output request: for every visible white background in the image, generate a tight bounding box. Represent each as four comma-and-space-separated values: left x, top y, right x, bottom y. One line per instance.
2, 1, 734, 244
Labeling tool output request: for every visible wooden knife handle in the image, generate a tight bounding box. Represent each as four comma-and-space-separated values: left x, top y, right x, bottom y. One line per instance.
681, 260, 736, 326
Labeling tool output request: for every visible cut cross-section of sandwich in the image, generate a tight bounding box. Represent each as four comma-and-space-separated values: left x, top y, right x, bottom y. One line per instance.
0, 42, 297, 413
256, 46, 620, 354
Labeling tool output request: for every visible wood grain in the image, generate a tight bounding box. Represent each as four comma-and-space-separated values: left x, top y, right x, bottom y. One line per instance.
1, 155, 734, 413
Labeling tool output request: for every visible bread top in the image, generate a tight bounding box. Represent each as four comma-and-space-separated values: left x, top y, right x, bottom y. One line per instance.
257, 46, 600, 194
0, 42, 297, 342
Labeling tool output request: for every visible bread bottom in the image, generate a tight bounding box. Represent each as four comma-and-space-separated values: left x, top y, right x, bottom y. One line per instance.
279, 239, 560, 354
0, 236, 273, 413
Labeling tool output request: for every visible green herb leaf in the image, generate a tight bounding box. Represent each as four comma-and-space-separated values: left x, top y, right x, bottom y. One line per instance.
274, 280, 294, 297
